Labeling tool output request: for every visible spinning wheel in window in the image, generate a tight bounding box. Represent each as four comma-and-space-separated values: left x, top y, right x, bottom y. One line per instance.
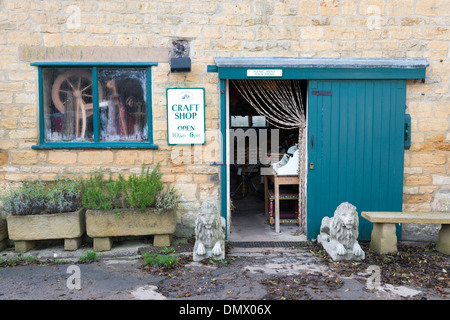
51, 70, 103, 138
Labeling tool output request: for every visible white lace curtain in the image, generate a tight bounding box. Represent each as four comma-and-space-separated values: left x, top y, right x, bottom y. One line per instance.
232, 79, 307, 233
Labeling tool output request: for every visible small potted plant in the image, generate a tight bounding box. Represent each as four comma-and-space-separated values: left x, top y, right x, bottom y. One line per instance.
1, 177, 85, 253
83, 165, 179, 251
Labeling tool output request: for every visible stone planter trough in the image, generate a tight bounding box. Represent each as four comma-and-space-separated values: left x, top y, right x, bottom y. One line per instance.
85, 208, 176, 251
6, 208, 86, 253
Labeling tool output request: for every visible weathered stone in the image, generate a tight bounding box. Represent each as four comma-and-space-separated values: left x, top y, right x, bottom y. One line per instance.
153, 234, 172, 247
436, 224, 450, 255
432, 191, 450, 212
317, 202, 365, 261
86, 208, 176, 249
402, 223, 440, 242
193, 203, 225, 262
363, 211, 450, 255
14, 240, 36, 253
93, 237, 113, 252
370, 223, 398, 254
411, 153, 446, 167
7, 208, 86, 246
64, 237, 82, 251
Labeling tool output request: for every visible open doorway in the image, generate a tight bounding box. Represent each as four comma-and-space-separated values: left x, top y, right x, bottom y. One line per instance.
227, 79, 308, 242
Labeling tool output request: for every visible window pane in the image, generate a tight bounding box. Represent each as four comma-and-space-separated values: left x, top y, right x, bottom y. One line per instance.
98, 68, 148, 141
252, 115, 266, 127
42, 68, 94, 142
231, 116, 249, 127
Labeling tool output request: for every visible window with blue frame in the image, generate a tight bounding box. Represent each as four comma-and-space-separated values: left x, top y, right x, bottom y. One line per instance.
31, 62, 158, 149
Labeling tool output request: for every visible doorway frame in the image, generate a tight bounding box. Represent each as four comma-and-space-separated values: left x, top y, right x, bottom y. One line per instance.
210, 57, 428, 240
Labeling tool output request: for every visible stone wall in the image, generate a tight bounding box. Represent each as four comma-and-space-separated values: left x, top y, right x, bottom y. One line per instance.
0, 0, 449, 236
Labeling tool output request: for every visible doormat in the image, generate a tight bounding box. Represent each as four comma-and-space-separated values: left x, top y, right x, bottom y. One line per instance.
229, 241, 306, 248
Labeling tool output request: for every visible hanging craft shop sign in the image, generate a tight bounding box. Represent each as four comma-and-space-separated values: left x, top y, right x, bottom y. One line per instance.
167, 88, 205, 145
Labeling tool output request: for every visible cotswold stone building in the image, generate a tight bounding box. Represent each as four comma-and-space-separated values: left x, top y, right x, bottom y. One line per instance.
0, 0, 449, 241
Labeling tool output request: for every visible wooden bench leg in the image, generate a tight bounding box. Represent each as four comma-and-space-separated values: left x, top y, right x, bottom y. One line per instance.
370, 223, 397, 254
436, 224, 450, 255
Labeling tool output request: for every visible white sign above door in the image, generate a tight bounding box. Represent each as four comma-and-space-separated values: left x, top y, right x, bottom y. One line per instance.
247, 69, 283, 77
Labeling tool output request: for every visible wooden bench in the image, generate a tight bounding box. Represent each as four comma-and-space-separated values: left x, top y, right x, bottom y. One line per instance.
361, 212, 450, 255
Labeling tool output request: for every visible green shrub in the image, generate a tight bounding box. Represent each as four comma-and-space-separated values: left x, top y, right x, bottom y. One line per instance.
126, 165, 164, 210
81, 165, 175, 211
0, 177, 81, 216
80, 172, 113, 210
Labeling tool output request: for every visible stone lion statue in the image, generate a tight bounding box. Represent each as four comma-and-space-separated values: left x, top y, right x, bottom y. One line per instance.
193, 202, 225, 262
317, 202, 365, 261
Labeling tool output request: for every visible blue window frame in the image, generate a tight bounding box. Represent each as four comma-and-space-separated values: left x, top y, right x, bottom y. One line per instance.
31, 62, 158, 149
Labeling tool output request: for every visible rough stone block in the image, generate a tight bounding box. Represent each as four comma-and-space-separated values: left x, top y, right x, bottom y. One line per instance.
86, 208, 176, 238
153, 234, 172, 247
93, 237, 113, 252
48, 151, 77, 164
432, 191, 450, 212
419, 119, 448, 132
436, 224, 450, 255
78, 151, 113, 165
64, 237, 82, 251
7, 208, 86, 241
370, 223, 398, 254
411, 153, 446, 167
14, 240, 36, 253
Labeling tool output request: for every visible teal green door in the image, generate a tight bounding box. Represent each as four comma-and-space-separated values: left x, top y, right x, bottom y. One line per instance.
307, 80, 406, 240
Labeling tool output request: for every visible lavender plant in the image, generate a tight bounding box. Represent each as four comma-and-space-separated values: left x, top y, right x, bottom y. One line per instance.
0, 177, 82, 216
45, 177, 82, 214
155, 186, 179, 213
0, 180, 47, 215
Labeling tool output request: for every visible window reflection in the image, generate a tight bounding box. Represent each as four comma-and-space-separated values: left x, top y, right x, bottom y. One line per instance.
43, 68, 94, 142
98, 68, 148, 141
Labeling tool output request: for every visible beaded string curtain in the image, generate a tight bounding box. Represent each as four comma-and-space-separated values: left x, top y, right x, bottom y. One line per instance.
232, 79, 306, 233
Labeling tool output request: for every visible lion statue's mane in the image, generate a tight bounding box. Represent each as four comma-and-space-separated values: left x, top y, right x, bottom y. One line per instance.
193, 202, 225, 262
318, 202, 365, 261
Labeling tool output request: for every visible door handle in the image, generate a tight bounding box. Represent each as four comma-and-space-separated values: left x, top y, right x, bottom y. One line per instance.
311, 134, 314, 149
